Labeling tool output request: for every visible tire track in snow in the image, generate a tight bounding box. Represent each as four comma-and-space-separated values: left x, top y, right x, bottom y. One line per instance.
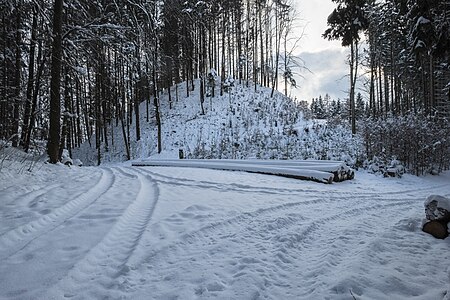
287, 200, 419, 298
1, 183, 60, 207
127, 185, 416, 270
113, 166, 138, 179
45, 167, 159, 299
335, 183, 450, 199
121, 192, 356, 279
287, 200, 414, 249
137, 167, 449, 198
271, 200, 414, 265
123, 194, 415, 298
136, 167, 320, 195
258, 199, 415, 299
0, 168, 115, 260
0, 171, 93, 206
130, 168, 434, 277
0, 183, 61, 236
142, 196, 333, 256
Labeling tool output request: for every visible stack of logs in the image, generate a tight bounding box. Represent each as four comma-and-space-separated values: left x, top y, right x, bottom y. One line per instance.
133, 159, 354, 184
423, 195, 450, 239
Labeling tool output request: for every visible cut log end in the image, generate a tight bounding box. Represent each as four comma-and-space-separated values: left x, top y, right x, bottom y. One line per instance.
422, 220, 449, 239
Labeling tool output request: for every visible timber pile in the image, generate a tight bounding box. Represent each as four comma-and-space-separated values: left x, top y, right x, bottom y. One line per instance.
132, 159, 354, 184
423, 195, 450, 239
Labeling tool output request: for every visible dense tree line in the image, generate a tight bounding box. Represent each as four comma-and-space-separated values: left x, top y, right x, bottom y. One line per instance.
361, 0, 450, 175
0, 0, 300, 164
310, 93, 366, 123
323, 0, 450, 174
360, 112, 450, 176
324, 0, 450, 132
307, 90, 449, 175
365, 0, 450, 119
1, 0, 448, 174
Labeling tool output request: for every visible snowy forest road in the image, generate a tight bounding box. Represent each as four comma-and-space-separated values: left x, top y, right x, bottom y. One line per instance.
0, 163, 449, 299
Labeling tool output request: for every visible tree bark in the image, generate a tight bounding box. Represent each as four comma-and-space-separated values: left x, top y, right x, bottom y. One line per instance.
12, 2, 22, 147
349, 41, 357, 135
25, 41, 45, 153
47, 0, 64, 163
153, 48, 162, 153
21, 7, 38, 147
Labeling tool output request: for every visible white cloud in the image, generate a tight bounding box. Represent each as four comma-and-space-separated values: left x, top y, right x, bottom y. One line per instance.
291, 48, 349, 102
292, 0, 342, 53
287, 0, 349, 102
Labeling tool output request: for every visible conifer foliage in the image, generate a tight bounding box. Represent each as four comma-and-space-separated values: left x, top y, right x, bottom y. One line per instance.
321, 0, 450, 174
324, 0, 450, 121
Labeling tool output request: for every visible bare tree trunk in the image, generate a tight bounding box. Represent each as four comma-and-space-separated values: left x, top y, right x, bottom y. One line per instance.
25, 41, 45, 153
75, 78, 82, 147
199, 26, 205, 115
153, 48, 162, 153
84, 74, 92, 146
259, 5, 264, 88
245, 0, 250, 87
47, 0, 64, 163
119, 55, 130, 160
59, 72, 70, 158
384, 67, 389, 114
284, 31, 288, 97
378, 62, 383, 116
221, 15, 226, 96
120, 96, 130, 160
271, 5, 281, 98
369, 55, 375, 117
429, 53, 434, 111
95, 62, 102, 166
21, 8, 38, 147
349, 40, 357, 135
254, 6, 258, 93
12, 1, 22, 147
135, 49, 141, 142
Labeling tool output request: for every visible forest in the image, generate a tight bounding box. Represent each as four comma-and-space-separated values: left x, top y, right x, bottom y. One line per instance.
0, 0, 449, 174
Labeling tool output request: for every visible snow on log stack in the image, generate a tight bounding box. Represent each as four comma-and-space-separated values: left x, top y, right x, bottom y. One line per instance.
422, 195, 450, 239
132, 159, 354, 184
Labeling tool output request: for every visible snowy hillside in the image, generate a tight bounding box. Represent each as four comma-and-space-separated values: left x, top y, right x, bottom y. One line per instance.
73, 81, 361, 166
1, 155, 449, 299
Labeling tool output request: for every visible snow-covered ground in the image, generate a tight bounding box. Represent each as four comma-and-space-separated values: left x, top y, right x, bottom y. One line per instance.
1, 160, 449, 299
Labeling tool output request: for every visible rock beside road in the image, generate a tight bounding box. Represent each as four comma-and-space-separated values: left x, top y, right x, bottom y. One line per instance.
423, 195, 450, 239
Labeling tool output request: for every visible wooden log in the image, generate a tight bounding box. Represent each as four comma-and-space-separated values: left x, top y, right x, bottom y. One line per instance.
135, 159, 354, 183
132, 160, 335, 184
422, 220, 449, 239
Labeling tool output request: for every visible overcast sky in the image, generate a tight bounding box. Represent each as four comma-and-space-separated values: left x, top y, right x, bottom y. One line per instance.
290, 0, 349, 102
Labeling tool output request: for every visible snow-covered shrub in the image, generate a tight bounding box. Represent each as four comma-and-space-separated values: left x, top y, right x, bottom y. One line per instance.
61, 149, 73, 166
360, 112, 450, 175
364, 156, 405, 177
72, 158, 83, 167
0, 144, 46, 173
385, 159, 406, 177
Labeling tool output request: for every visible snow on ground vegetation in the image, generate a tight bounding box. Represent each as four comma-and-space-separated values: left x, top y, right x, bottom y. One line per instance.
73, 81, 362, 167
1, 152, 449, 299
